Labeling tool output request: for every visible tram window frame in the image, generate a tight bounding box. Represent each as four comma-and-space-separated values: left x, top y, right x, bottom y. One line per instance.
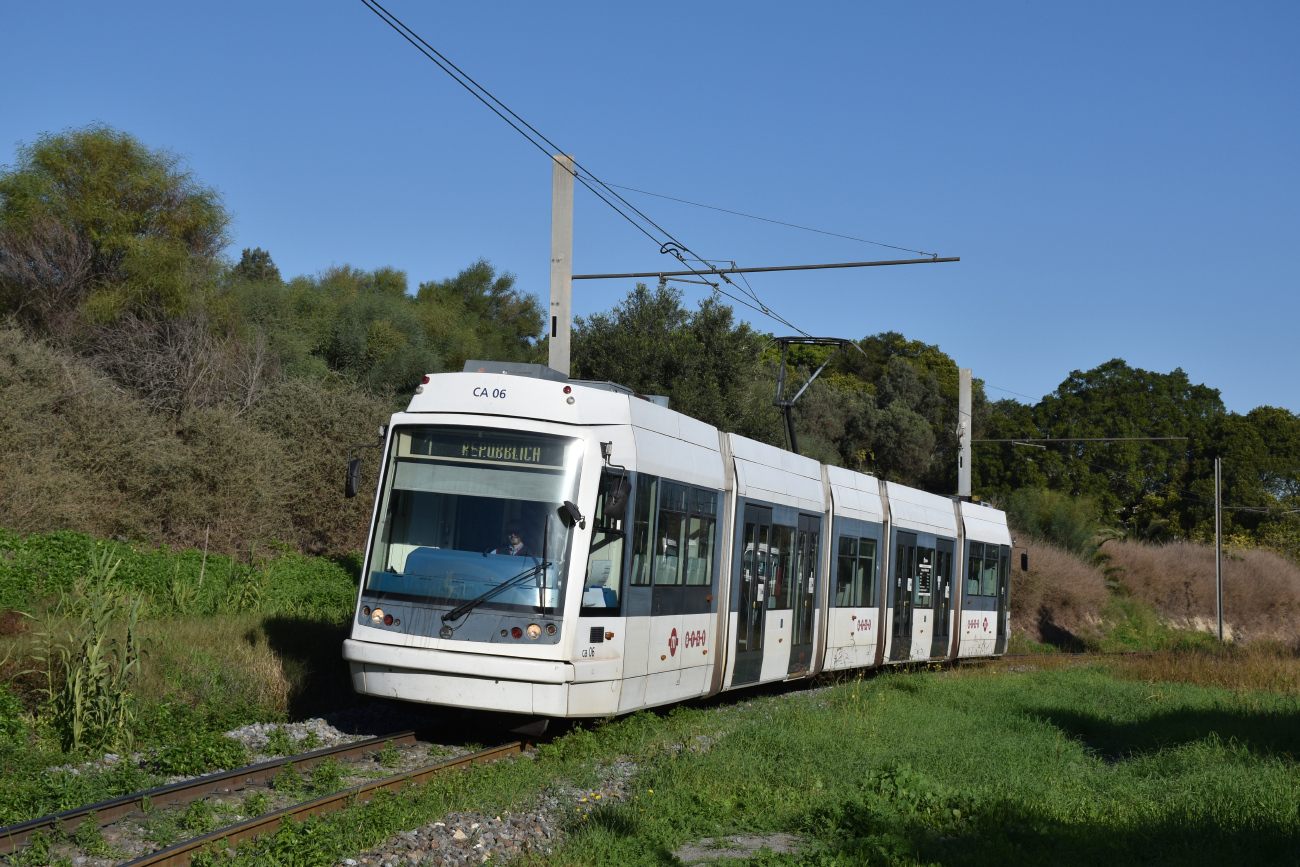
653, 481, 689, 586
580, 470, 627, 615
629, 474, 657, 586
685, 489, 717, 587
966, 541, 984, 596
834, 536, 877, 607
768, 524, 795, 610
649, 481, 720, 587
981, 545, 999, 597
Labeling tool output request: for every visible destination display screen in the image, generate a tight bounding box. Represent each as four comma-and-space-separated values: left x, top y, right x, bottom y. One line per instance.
400, 429, 567, 469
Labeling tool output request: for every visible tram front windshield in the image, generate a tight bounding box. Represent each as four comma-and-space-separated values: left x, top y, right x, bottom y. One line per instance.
365, 426, 583, 615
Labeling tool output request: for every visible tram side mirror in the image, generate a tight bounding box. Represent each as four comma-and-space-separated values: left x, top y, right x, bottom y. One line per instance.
1021, 552, 1029, 572
562, 500, 586, 530
345, 458, 362, 499
604, 477, 631, 521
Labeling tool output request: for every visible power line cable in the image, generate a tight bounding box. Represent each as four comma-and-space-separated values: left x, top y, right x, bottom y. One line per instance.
597, 181, 935, 258
358, 0, 810, 336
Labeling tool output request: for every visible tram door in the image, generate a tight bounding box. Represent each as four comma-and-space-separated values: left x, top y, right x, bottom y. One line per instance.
787, 515, 820, 676
994, 545, 1010, 654
889, 532, 917, 661
929, 541, 954, 658
732, 504, 771, 685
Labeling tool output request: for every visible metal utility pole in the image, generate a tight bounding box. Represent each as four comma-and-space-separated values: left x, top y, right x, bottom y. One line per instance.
548, 154, 575, 376
1215, 456, 1223, 642
958, 368, 972, 499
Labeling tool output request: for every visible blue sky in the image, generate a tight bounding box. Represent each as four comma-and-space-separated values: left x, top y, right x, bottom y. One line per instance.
3, 1, 1296, 413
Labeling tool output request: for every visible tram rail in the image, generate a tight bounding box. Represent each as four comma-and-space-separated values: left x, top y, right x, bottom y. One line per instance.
0, 730, 419, 856
118, 741, 523, 867
0, 736, 523, 866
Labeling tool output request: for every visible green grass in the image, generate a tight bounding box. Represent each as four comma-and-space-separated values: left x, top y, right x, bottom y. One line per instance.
1097, 596, 1224, 653
0, 530, 364, 827
177, 663, 1300, 867
0, 528, 358, 620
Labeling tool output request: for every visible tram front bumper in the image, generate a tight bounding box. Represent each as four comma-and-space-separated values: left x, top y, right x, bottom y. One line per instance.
342, 639, 575, 683
343, 639, 608, 716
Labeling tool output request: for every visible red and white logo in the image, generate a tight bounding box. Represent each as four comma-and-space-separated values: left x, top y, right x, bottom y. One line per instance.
983, 617, 988, 632
668, 628, 679, 657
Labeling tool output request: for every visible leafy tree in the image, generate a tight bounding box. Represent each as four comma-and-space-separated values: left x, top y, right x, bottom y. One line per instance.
231, 247, 281, 283
571, 283, 779, 441
1006, 487, 1099, 555
0, 123, 229, 322
415, 258, 544, 369
976, 359, 1300, 547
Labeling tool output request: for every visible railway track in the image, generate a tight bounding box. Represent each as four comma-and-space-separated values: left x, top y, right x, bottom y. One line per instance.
118, 741, 524, 867
0, 650, 1151, 865
0, 733, 524, 866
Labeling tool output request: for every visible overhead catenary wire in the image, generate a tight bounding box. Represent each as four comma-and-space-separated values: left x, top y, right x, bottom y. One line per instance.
357, 0, 811, 336
594, 180, 935, 258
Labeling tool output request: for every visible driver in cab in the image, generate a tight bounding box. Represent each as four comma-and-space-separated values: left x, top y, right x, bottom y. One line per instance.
490, 521, 533, 558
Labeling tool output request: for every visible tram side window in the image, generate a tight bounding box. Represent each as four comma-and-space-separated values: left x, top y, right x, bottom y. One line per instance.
981, 546, 999, 596
966, 542, 984, 596
686, 489, 718, 586
835, 537, 857, 606
630, 474, 657, 586
835, 536, 877, 607
769, 524, 795, 609
654, 481, 688, 586
859, 538, 877, 606
582, 472, 626, 613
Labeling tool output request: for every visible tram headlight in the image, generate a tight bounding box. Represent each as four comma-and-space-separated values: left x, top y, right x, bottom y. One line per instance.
511, 626, 523, 639
361, 606, 370, 617
526, 623, 542, 640
370, 608, 384, 624
545, 623, 557, 636
383, 613, 393, 626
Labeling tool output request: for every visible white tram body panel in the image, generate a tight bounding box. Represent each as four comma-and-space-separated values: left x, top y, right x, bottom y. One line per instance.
343, 366, 1011, 718
957, 501, 1013, 658
823, 466, 885, 672
883, 483, 961, 664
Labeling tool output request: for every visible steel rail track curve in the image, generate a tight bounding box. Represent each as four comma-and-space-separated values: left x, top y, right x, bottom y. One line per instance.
119, 741, 524, 867
0, 730, 420, 855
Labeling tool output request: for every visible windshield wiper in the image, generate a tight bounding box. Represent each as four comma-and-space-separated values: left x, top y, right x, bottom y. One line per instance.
440, 559, 549, 626
441, 516, 556, 634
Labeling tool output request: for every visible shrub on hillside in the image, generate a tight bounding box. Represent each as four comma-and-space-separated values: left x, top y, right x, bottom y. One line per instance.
0, 326, 386, 557
1103, 540, 1300, 645
1006, 488, 1099, 555
1009, 538, 1108, 648
250, 378, 393, 554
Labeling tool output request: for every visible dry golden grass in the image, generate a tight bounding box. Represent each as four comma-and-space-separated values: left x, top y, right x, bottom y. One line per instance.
1103, 539, 1300, 645
1104, 644, 1300, 695
1009, 538, 1109, 647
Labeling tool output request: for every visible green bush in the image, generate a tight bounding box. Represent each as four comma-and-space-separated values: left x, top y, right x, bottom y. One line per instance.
0, 532, 357, 621
1008, 487, 1100, 555
0, 683, 27, 744
154, 732, 250, 777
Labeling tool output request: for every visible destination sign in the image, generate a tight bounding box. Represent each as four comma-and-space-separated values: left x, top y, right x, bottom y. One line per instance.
400, 429, 566, 469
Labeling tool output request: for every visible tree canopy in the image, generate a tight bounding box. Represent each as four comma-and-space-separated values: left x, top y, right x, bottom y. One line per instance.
0, 123, 229, 323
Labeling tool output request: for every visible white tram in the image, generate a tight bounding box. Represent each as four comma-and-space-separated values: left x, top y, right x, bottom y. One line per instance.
343, 362, 1011, 720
